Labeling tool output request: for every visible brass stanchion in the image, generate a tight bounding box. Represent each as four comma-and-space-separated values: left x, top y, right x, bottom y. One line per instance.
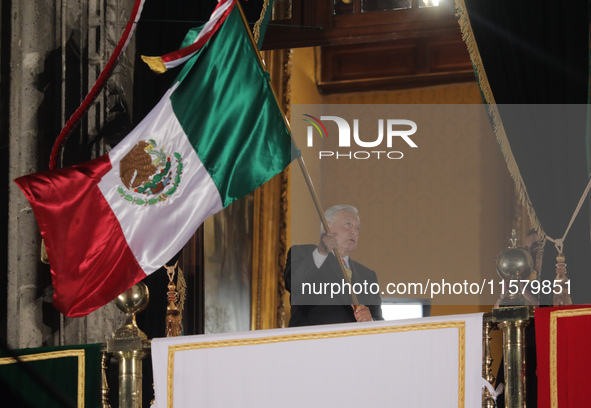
493, 230, 536, 408
482, 313, 496, 408
107, 282, 151, 408
493, 306, 533, 408
100, 349, 112, 408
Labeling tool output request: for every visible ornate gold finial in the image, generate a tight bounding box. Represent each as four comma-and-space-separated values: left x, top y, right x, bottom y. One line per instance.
113, 282, 149, 340
141, 55, 167, 74
553, 252, 572, 306
509, 228, 518, 248
108, 283, 150, 408
496, 229, 533, 306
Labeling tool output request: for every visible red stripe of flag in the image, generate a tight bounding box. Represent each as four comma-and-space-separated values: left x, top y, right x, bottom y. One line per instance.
15, 155, 146, 317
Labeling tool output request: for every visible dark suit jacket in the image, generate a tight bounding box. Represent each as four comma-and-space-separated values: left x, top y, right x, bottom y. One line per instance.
284, 245, 383, 327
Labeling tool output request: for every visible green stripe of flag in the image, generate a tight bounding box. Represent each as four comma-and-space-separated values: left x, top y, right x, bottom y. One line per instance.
170, 7, 293, 207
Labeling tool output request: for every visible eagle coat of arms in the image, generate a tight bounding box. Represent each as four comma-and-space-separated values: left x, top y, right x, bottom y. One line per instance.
117, 139, 183, 206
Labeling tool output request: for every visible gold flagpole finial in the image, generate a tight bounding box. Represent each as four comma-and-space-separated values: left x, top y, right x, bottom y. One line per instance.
141, 55, 167, 74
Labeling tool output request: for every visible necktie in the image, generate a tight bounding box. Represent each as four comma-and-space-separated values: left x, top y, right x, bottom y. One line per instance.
342, 259, 352, 281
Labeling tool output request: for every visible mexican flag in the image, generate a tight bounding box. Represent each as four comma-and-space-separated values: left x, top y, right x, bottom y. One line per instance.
14, 4, 295, 317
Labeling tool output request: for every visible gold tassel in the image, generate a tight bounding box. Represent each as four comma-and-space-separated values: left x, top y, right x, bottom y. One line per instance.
41, 239, 49, 264
177, 265, 187, 316
164, 262, 183, 337
141, 55, 167, 74
553, 252, 572, 306
252, 0, 270, 45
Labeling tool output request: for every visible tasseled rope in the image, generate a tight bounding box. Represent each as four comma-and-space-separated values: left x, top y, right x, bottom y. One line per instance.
252, 0, 270, 46
454, 0, 545, 245
164, 261, 184, 337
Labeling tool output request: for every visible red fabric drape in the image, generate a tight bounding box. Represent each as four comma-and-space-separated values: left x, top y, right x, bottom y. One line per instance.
536, 305, 591, 408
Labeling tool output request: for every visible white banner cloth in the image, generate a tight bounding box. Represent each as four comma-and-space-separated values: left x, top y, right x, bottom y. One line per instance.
152, 313, 483, 408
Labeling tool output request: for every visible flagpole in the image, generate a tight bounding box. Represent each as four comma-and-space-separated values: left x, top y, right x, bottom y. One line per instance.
236, 0, 359, 306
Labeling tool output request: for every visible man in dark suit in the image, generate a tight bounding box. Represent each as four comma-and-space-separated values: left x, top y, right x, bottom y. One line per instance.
284, 205, 383, 327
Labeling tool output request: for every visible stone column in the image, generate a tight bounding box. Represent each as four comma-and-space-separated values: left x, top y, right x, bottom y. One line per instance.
7, 0, 57, 349
57, 0, 134, 346
7, 0, 135, 348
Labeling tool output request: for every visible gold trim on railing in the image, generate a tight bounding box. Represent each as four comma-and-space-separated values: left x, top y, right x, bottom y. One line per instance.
0, 349, 86, 408
549, 308, 591, 408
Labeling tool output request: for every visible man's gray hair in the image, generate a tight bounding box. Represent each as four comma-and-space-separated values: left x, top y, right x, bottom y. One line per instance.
321, 205, 359, 232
